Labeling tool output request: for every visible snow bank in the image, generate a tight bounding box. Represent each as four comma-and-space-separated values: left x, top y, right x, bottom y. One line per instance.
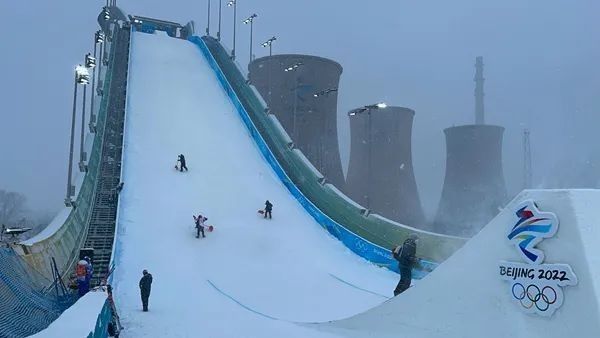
316, 189, 600, 338
30, 291, 107, 338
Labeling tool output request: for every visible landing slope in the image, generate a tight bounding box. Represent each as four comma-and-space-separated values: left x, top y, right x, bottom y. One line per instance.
317, 189, 600, 338
111, 31, 398, 337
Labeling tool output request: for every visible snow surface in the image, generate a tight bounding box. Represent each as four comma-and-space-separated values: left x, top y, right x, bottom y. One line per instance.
111, 31, 398, 337
317, 189, 600, 338
29, 291, 107, 338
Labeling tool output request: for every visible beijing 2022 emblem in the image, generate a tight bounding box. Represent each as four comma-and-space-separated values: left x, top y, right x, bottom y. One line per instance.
498, 200, 577, 317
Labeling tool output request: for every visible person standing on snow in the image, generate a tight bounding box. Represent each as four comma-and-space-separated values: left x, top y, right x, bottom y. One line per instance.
392, 233, 421, 296
139, 269, 153, 311
84, 256, 94, 286
264, 200, 273, 219
177, 154, 188, 172
194, 214, 208, 238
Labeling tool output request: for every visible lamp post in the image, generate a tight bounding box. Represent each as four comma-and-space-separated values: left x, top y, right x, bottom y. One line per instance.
206, 0, 211, 36
261, 36, 276, 56
79, 54, 96, 172
90, 31, 104, 133
284, 62, 304, 141
217, 0, 222, 41
243, 14, 257, 62
348, 102, 387, 208
65, 65, 91, 207
261, 36, 277, 105
227, 0, 237, 59
313, 87, 338, 98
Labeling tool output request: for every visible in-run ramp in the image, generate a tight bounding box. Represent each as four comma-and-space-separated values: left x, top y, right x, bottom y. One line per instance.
111, 31, 398, 337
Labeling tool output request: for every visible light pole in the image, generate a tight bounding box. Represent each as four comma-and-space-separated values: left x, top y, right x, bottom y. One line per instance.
79, 54, 96, 172
284, 62, 304, 141
348, 102, 387, 208
90, 30, 104, 133
313, 87, 338, 98
243, 14, 257, 62
206, 0, 211, 36
65, 65, 91, 207
227, 0, 237, 59
261, 36, 276, 56
217, 0, 222, 41
261, 36, 277, 105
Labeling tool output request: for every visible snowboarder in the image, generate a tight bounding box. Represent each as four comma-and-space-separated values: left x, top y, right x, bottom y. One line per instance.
194, 214, 208, 238
139, 269, 153, 311
264, 200, 273, 219
177, 154, 188, 172
392, 233, 421, 296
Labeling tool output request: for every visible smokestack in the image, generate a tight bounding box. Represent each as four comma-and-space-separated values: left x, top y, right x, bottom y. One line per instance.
345, 106, 425, 227
248, 55, 345, 189
474, 56, 485, 125
434, 57, 507, 236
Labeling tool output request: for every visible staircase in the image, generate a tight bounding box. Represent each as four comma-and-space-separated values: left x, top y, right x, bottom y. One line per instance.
83, 24, 130, 286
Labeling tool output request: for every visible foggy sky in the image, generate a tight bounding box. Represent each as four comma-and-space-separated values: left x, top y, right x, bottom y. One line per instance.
1, 1, 598, 219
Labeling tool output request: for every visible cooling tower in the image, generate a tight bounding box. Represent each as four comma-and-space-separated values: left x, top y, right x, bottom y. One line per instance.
248, 55, 345, 189
345, 106, 425, 227
434, 125, 507, 236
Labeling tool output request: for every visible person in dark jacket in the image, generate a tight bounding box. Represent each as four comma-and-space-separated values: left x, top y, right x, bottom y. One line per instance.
194, 214, 207, 238
392, 233, 420, 296
264, 200, 273, 219
178, 154, 188, 172
139, 269, 153, 311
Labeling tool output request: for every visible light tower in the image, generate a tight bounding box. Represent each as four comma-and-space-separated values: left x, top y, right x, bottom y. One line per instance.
434, 56, 507, 236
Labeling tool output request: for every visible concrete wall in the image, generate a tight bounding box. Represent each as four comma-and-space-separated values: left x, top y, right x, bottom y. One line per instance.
345, 106, 425, 228
248, 55, 345, 190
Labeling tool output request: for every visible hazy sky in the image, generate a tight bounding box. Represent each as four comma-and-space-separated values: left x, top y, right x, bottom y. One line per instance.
0, 1, 598, 219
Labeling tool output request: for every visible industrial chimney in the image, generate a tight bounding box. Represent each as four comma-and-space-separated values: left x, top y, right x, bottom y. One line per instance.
248, 55, 345, 189
434, 57, 507, 236
345, 105, 425, 227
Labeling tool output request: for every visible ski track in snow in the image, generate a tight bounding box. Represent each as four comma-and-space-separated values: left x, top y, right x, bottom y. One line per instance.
111, 31, 398, 337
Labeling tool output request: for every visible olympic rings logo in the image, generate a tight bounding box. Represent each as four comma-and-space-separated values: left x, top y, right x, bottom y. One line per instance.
511, 283, 558, 312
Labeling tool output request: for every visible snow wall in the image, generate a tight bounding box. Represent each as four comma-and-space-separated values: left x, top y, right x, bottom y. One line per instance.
194, 35, 466, 277
314, 189, 600, 338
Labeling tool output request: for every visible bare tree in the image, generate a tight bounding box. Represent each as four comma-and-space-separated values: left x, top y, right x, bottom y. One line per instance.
0, 189, 27, 226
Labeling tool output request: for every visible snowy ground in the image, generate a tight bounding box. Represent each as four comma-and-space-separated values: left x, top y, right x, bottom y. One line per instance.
111, 31, 398, 337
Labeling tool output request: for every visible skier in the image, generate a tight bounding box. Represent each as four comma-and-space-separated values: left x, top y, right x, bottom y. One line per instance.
139, 269, 153, 311
264, 200, 273, 219
177, 154, 188, 172
194, 214, 208, 238
392, 233, 421, 296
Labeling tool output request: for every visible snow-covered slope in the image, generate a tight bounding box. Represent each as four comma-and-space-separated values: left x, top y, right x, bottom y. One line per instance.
316, 189, 600, 338
111, 31, 398, 337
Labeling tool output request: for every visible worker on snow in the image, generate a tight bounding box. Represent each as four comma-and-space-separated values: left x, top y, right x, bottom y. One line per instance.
84, 256, 94, 285
76, 259, 90, 297
264, 200, 273, 219
139, 269, 153, 312
194, 214, 208, 238
177, 154, 188, 172
392, 233, 421, 296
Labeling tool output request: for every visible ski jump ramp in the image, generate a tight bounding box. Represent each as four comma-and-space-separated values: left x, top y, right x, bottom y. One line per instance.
109, 30, 599, 337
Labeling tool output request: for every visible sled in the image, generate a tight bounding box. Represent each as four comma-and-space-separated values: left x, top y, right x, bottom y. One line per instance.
257, 210, 265, 215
